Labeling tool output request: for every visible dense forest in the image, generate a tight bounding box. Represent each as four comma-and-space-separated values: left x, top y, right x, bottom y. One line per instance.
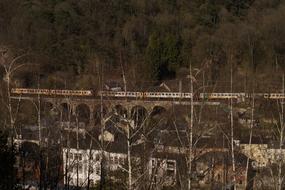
0, 0, 285, 88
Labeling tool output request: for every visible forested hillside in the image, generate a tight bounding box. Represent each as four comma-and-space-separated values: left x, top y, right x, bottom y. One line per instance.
0, 0, 285, 87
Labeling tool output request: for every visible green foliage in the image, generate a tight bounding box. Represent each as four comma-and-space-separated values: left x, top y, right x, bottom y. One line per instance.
146, 32, 182, 80
194, 1, 221, 27
226, 0, 254, 16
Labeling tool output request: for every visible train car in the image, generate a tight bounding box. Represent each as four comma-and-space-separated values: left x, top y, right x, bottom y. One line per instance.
265, 93, 285, 99
11, 88, 93, 96
199, 93, 246, 99
99, 91, 193, 99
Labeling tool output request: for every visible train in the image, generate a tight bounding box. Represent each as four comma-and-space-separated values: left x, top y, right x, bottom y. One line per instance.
10, 88, 285, 100
11, 88, 193, 99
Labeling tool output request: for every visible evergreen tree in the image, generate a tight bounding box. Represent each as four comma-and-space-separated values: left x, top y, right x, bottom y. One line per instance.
146, 32, 181, 81
0, 130, 17, 190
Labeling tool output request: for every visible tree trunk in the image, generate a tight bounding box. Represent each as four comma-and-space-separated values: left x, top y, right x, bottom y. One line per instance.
245, 90, 254, 189
127, 123, 132, 190
277, 74, 284, 190
188, 63, 194, 190
230, 60, 236, 190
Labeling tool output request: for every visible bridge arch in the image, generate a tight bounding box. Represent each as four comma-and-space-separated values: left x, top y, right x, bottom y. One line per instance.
151, 106, 166, 117
75, 104, 91, 125
42, 101, 58, 117
93, 104, 109, 125
113, 105, 128, 118
18, 99, 38, 125
59, 103, 72, 122
131, 105, 147, 127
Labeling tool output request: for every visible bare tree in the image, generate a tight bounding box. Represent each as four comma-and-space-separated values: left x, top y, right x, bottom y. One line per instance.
187, 62, 194, 190
277, 74, 285, 190
230, 56, 237, 190
244, 87, 255, 190
0, 47, 27, 138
